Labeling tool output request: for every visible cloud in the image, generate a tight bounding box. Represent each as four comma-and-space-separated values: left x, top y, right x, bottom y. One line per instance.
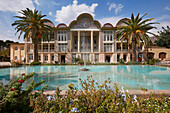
148, 15, 170, 36
51, 1, 60, 6
155, 15, 170, 21
34, 0, 40, 6
0, 34, 23, 43
165, 6, 170, 11
49, 12, 52, 16
108, 3, 123, 14
99, 16, 124, 26
148, 21, 170, 36
55, 0, 98, 25
0, 0, 35, 13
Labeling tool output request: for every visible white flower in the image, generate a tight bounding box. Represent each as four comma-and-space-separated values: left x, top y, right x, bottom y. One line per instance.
134, 95, 137, 102
121, 86, 125, 93
71, 107, 79, 112
122, 93, 126, 101
116, 103, 119, 105
47, 96, 53, 100
126, 89, 129, 93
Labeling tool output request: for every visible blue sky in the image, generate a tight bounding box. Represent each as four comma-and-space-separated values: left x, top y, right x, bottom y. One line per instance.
0, 0, 169, 42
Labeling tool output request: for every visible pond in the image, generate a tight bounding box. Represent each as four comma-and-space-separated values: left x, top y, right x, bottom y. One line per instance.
0, 65, 170, 90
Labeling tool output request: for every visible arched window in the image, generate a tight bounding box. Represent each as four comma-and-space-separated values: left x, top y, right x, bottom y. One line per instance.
159, 52, 166, 60
15, 47, 18, 50
148, 52, 155, 59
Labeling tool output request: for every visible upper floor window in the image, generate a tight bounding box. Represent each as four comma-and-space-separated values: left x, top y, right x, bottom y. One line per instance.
104, 31, 113, 41
104, 44, 113, 52
38, 56, 41, 61
50, 33, 54, 41
58, 44, 67, 52
15, 56, 18, 60
43, 44, 48, 52
123, 43, 128, 49
50, 44, 54, 52
21, 47, 24, 50
58, 31, 67, 41
15, 47, 18, 50
45, 55, 48, 61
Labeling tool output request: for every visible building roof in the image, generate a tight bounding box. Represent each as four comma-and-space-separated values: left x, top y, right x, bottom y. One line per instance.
10, 43, 24, 45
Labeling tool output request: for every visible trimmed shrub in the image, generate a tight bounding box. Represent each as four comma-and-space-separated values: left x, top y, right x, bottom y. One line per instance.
0, 72, 46, 112
126, 61, 141, 65
30, 76, 170, 113
148, 59, 160, 65
30, 61, 41, 65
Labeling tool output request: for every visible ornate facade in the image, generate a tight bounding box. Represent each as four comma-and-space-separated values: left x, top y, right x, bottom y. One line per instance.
11, 13, 147, 63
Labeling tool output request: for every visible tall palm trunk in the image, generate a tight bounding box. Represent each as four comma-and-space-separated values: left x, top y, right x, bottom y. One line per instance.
143, 44, 148, 62
33, 37, 38, 61
132, 37, 137, 61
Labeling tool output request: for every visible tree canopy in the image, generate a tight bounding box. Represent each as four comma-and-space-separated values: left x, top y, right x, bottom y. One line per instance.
116, 13, 159, 61
155, 26, 170, 48
12, 8, 53, 61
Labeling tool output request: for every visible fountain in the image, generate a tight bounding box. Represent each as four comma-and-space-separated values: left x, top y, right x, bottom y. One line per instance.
80, 32, 89, 71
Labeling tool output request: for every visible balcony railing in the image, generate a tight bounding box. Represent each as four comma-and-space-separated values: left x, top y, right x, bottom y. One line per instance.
72, 49, 78, 52
116, 49, 121, 52
28, 49, 33, 53
50, 49, 54, 52
122, 49, 128, 52
43, 49, 48, 52
94, 49, 99, 52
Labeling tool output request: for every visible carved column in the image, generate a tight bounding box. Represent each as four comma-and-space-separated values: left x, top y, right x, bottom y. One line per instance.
91, 31, 93, 52
18, 46, 21, 62
99, 31, 101, 52
78, 31, 80, 52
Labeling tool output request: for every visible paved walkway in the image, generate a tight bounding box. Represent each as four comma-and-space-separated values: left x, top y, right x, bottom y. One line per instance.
42, 90, 170, 96
0, 62, 11, 66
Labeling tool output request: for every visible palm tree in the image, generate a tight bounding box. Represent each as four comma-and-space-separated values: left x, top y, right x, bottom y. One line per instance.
116, 13, 159, 61
12, 8, 53, 62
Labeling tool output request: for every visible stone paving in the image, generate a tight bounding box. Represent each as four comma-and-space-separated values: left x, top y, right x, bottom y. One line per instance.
42, 90, 170, 96
0, 62, 11, 66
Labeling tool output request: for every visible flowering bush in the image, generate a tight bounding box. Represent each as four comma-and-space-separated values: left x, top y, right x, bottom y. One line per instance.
0, 72, 46, 113
31, 76, 170, 112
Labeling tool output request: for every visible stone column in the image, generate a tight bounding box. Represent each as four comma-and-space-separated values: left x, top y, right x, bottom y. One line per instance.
99, 31, 101, 52
120, 43, 123, 59
127, 53, 131, 62
48, 54, 51, 63
91, 31, 93, 52
18, 46, 21, 62
10, 46, 14, 61
41, 43, 43, 53
78, 31, 80, 52
120, 53, 123, 59
41, 54, 44, 63
25, 54, 28, 63
70, 31, 72, 52
48, 43, 50, 52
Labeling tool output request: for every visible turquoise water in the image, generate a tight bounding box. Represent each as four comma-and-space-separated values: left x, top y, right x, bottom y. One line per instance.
0, 65, 170, 90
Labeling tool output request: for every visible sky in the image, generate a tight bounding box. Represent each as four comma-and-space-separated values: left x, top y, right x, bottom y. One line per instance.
0, 0, 169, 43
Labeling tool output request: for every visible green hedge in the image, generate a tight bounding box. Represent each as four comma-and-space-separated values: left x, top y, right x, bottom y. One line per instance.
30, 61, 41, 65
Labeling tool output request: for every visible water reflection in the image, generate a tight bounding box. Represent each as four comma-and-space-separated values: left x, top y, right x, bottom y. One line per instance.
0, 65, 170, 90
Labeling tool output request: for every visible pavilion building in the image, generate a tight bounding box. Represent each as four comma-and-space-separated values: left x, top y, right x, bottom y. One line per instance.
11, 13, 167, 64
